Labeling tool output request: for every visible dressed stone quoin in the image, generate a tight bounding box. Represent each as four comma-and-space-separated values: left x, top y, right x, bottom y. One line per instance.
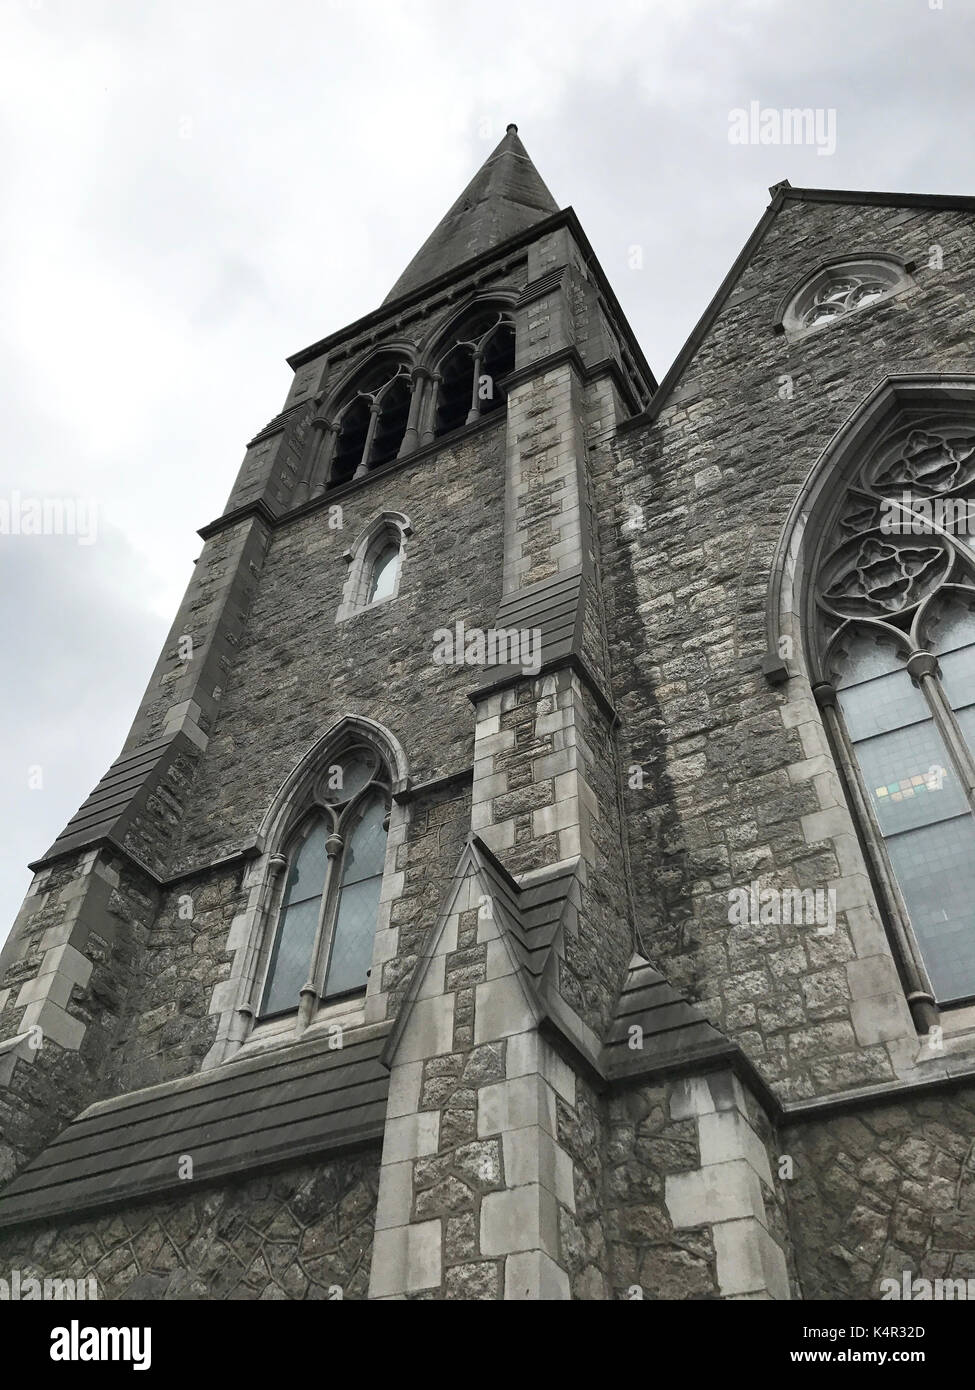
3, 126, 975, 1300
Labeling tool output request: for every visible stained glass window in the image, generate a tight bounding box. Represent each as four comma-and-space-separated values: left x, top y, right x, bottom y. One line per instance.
818, 423, 975, 1008
323, 794, 387, 997
259, 750, 390, 1019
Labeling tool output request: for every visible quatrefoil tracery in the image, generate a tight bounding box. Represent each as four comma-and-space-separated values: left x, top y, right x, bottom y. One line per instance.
817, 426, 975, 641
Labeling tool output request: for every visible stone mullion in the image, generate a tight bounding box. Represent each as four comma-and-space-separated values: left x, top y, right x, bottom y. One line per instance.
305, 421, 338, 498
418, 372, 442, 447
231, 852, 288, 1045
298, 832, 343, 1032
398, 368, 427, 457
354, 401, 382, 479
907, 650, 975, 809
465, 351, 483, 425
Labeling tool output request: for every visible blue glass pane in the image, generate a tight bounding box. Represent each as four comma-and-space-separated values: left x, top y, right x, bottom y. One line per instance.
931, 604, 975, 655
283, 820, 329, 906
368, 546, 399, 603
341, 796, 387, 884
324, 874, 383, 997
262, 898, 319, 1015
854, 720, 967, 835
835, 632, 904, 687
886, 816, 975, 1003
837, 669, 928, 741
958, 704, 975, 748
939, 645, 975, 714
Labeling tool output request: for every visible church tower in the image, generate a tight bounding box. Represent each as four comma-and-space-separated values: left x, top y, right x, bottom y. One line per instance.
3, 131, 975, 1302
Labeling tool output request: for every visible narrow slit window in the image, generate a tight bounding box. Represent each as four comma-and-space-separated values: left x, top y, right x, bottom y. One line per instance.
367, 544, 399, 604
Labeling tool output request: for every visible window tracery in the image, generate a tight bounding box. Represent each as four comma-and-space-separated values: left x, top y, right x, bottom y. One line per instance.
814, 422, 975, 1006
259, 744, 391, 1023
779, 257, 912, 338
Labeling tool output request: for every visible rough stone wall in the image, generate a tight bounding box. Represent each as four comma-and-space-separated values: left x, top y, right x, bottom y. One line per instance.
371, 871, 581, 1299
109, 863, 247, 1095
0, 1150, 380, 1300
470, 671, 631, 1039
602, 199, 975, 1100
123, 515, 270, 755
0, 850, 157, 1179
602, 1080, 717, 1299
171, 420, 506, 877
503, 362, 589, 591
120, 744, 205, 881
555, 1068, 610, 1298
381, 779, 473, 1019
784, 1087, 975, 1300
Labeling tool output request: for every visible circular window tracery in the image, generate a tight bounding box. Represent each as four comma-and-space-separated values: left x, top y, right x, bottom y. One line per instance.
780, 258, 910, 337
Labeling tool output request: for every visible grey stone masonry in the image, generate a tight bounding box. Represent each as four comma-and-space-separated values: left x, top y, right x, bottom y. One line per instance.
6, 131, 975, 1302
605, 194, 975, 1102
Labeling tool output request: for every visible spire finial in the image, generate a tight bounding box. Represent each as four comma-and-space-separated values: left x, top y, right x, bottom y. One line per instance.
506, 123, 518, 134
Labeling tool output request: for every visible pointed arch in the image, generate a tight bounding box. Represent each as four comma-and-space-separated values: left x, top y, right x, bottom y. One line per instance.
319, 342, 418, 420
296, 348, 420, 499
417, 295, 518, 444
418, 292, 519, 370
767, 375, 975, 1021
258, 714, 410, 850
336, 510, 412, 622
231, 716, 411, 1033
765, 375, 975, 683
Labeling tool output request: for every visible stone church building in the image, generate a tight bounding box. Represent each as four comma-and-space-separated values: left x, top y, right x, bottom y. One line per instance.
2, 127, 975, 1300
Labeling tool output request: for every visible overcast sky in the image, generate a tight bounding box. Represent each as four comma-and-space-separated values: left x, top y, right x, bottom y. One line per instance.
1, 0, 973, 943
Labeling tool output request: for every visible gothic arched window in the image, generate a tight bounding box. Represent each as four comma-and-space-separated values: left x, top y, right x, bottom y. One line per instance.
430, 310, 515, 440
260, 745, 391, 1020
336, 511, 410, 622
778, 257, 913, 339
320, 361, 415, 490
811, 422, 975, 1011
367, 543, 399, 604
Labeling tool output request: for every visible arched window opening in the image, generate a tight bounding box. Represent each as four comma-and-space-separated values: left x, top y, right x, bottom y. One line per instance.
812, 420, 975, 1009
259, 745, 391, 1021
432, 309, 515, 440
435, 343, 476, 437
370, 374, 412, 468
325, 361, 414, 490
779, 257, 912, 338
367, 543, 399, 604
480, 321, 515, 417
330, 396, 372, 488
337, 511, 411, 622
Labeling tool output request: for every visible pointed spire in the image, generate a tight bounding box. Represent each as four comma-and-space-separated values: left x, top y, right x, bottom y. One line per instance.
383, 124, 559, 304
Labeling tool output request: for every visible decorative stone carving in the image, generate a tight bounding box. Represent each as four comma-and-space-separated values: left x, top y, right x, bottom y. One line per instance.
817, 423, 975, 638
823, 537, 949, 616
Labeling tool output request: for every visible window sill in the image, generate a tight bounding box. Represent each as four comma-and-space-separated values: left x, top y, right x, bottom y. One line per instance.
236, 992, 367, 1060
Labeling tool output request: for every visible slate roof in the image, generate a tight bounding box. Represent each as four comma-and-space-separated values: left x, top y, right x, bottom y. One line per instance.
384, 125, 560, 304
601, 954, 731, 1081
30, 734, 183, 871
466, 566, 592, 699
0, 1023, 390, 1231
474, 848, 580, 982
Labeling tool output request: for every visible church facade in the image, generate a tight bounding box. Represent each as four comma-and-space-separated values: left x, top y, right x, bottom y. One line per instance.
2, 127, 975, 1300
